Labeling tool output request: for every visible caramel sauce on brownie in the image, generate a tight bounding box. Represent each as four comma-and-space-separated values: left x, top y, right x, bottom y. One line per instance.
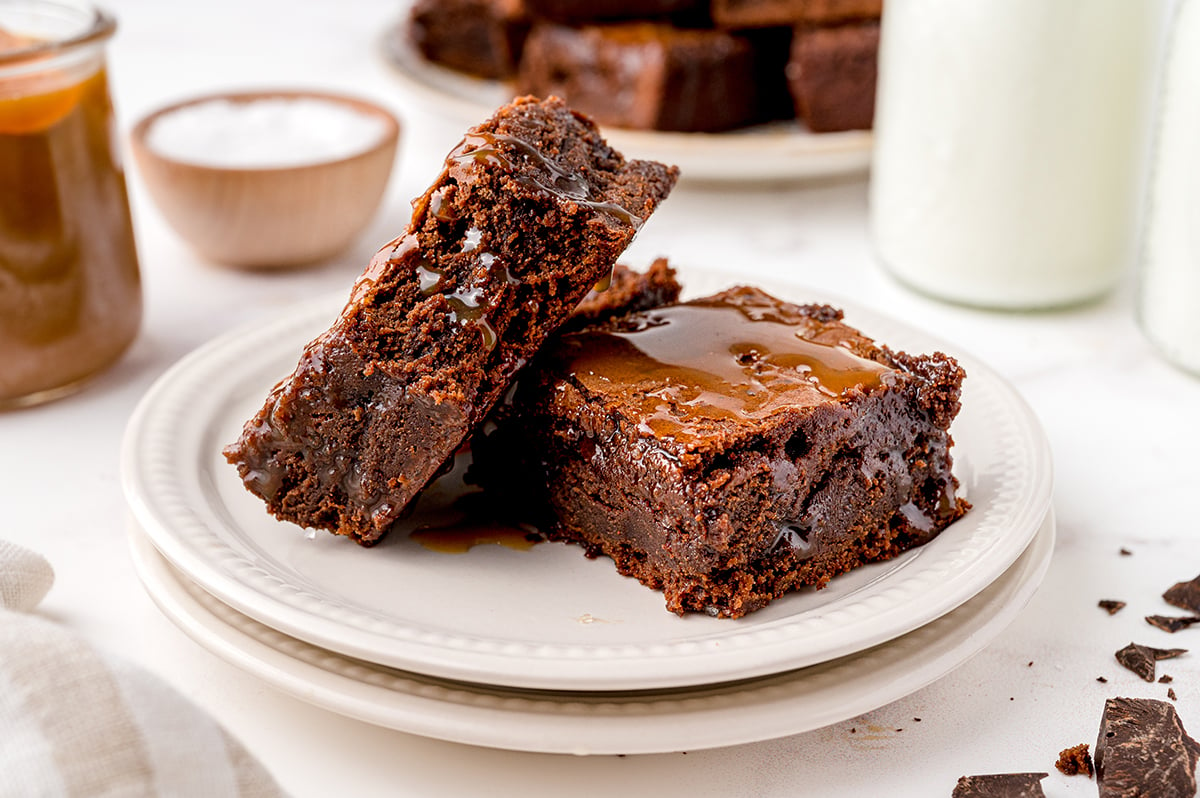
557, 290, 890, 444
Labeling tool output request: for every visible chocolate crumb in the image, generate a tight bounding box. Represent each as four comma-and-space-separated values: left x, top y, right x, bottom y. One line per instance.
1055, 743, 1093, 777
850, 727, 856, 734
1164, 574, 1200, 613
1120, 548, 1133, 556
1098, 676, 1109, 683
914, 717, 922, 722
1115, 642, 1188, 682
1169, 688, 1178, 701
952, 772, 1047, 798
1147, 614, 1200, 633
1161, 674, 1175, 684
1095, 697, 1200, 798
896, 728, 903, 732
1027, 661, 1034, 667
1099, 600, 1127, 615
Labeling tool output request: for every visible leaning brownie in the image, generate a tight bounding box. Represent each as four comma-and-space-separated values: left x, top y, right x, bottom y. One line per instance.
409, 0, 530, 80
224, 96, 678, 544
517, 22, 763, 132
477, 285, 968, 617
787, 20, 880, 132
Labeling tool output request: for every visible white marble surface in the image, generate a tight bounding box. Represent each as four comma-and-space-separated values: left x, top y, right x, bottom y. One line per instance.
4, 1, 1200, 795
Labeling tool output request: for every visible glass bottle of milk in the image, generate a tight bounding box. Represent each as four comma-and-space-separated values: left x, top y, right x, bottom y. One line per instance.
869, 0, 1166, 310
1139, 0, 1200, 375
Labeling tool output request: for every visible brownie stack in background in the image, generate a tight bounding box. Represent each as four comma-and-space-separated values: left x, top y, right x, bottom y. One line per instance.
408, 0, 881, 133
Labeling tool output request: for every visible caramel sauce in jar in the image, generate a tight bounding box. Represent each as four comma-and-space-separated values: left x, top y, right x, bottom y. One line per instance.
0, 4, 141, 408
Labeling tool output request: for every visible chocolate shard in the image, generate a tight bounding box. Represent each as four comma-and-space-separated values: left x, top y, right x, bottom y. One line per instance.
1055, 743, 1094, 777
1115, 643, 1188, 682
1100, 600, 1127, 615
1095, 697, 1200, 798
1147, 614, 1200, 633
951, 773, 1047, 798
1164, 575, 1200, 613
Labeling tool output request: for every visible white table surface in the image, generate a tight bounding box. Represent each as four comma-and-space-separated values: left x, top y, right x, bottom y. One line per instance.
5, 1, 1200, 795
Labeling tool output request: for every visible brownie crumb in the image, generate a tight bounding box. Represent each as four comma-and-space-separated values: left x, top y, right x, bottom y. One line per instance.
1120, 547, 1133, 556
1161, 674, 1175, 684
1148, 614, 1200, 633
1095, 697, 1200, 798
1169, 688, 1179, 701
1099, 600, 1127, 615
1055, 743, 1094, 777
1098, 676, 1109, 683
952, 772, 1047, 798
1115, 642, 1188, 682
1165, 574, 1200, 613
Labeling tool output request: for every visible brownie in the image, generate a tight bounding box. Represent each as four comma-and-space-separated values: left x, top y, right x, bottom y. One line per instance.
786, 20, 880, 132
523, 0, 702, 24
1095, 697, 1200, 798
516, 22, 765, 132
712, 0, 882, 28
224, 97, 678, 544
409, 0, 530, 80
564, 257, 682, 332
474, 285, 968, 617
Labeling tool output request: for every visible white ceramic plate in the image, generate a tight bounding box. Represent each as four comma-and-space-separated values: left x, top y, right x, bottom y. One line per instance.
121, 272, 1053, 691
129, 510, 1055, 755
379, 16, 872, 183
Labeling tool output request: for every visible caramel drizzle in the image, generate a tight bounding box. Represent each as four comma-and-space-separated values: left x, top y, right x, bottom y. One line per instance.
559, 297, 891, 444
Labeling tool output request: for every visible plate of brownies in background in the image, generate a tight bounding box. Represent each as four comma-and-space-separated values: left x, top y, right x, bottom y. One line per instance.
383, 0, 878, 181
123, 96, 1053, 751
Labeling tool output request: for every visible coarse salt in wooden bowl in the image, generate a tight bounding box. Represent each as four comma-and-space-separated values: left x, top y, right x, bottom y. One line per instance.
130, 89, 400, 269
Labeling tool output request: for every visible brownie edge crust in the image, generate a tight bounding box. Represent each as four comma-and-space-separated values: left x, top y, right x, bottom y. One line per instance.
224, 97, 678, 544
475, 285, 969, 617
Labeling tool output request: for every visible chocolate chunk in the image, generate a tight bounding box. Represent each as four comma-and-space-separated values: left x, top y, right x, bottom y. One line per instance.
1164, 575, 1200, 613
1095, 697, 1200, 798
1115, 643, 1188, 682
1147, 614, 1200, 633
1100, 600, 1127, 615
1055, 743, 1094, 777
951, 773, 1047, 797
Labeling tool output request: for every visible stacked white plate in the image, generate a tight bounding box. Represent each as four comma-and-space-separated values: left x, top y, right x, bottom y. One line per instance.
121, 272, 1054, 755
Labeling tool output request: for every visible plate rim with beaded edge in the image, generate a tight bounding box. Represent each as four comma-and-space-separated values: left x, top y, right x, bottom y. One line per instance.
377, 11, 873, 184
127, 510, 1055, 755
120, 270, 1054, 692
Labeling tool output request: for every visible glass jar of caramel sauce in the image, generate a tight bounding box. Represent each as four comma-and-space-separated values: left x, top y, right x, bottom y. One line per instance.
0, 1, 140, 409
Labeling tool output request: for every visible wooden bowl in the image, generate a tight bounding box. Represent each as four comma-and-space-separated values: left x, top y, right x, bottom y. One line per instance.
130, 90, 400, 269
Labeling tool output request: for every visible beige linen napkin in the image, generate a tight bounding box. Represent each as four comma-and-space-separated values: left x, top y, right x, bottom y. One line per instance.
0, 540, 283, 798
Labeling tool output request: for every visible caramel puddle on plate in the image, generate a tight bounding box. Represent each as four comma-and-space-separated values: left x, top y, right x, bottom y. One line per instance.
409, 490, 542, 554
